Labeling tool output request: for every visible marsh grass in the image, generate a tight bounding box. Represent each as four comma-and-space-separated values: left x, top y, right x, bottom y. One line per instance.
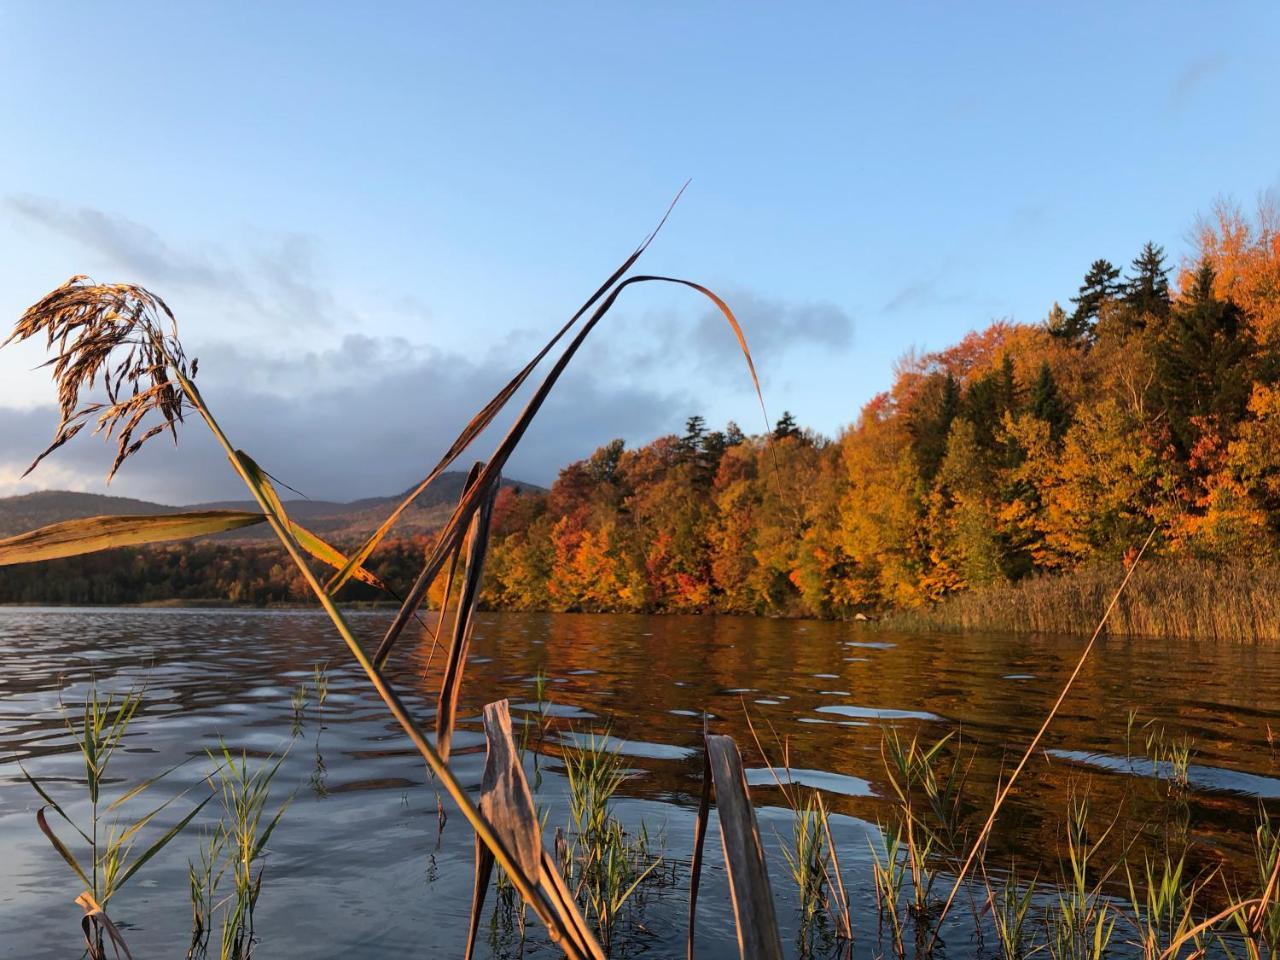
187, 741, 293, 960
559, 730, 664, 955
982, 863, 1041, 960
876, 727, 969, 934
1045, 788, 1120, 960
889, 560, 1280, 642
22, 681, 210, 959
307, 662, 330, 799
742, 713, 853, 951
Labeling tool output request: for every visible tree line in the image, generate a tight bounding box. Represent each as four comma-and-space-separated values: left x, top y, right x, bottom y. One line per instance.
3, 199, 1277, 616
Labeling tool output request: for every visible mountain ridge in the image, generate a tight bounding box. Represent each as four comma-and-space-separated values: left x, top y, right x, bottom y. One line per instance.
0, 472, 544, 540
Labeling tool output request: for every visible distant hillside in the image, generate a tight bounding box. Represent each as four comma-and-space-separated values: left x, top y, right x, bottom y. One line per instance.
0, 491, 173, 537
0, 472, 544, 540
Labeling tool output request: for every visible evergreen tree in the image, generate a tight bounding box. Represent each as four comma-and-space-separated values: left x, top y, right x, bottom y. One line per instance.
964, 372, 1002, 449
1155, 261, 1252, 456
911, 372, 960, 481
679, 415, 707, 460
1045, 302, 1071, 337
1059, 259, 1122, 343
998, 354, 1018, 414
697, 429, 729, 486
1123, 241, 1171, 320
773, 410, 801, 440
587, 438, 625, 484
724, 421, 746, 447
1029, 362, 1069, 440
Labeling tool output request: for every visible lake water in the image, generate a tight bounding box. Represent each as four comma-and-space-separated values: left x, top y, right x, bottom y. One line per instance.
2, 608, 1279, 958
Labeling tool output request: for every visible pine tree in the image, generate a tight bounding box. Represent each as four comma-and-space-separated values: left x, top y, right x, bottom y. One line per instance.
697, 429, 729, 486
679, 415, 707, 460
1029, 362, 1069, 440
998, 354, 1018, 414
773, 410, 801, 440
911, 373, 960, 481
1045, 302, 1070, 337
1154, 261, 1252, 456
1059, 259, 1122, 344
1123, 241, 1171, 321
724, 421, 746, 447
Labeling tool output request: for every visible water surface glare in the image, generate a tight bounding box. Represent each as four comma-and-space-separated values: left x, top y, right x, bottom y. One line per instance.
2, 608, 1279, 958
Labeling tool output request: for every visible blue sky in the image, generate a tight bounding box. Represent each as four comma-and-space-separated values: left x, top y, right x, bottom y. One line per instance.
1, 3, 1277, 501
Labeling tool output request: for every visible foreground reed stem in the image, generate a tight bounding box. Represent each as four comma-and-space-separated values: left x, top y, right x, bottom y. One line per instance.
175, 372, 594, 959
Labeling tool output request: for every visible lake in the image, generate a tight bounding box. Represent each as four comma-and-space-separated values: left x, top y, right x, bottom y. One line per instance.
2, 608, 1279, 958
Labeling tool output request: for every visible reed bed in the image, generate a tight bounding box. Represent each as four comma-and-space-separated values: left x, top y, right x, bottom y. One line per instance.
888, 559, 1280, 642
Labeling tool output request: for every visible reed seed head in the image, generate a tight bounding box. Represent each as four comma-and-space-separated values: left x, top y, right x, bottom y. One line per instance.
5, 275, 195, 480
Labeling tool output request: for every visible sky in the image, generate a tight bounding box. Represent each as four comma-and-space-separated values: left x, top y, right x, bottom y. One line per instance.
1, 3, 1277, 503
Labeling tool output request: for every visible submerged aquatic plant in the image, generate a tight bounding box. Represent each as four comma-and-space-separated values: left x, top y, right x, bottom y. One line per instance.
188, 741, 293, 960
982, 863, 1041, 960
21, 681, 210, 959
1045, 787, 1118, 960
559, 731, 663, 955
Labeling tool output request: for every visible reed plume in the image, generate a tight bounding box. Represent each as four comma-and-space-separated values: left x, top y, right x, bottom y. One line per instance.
5, 275, 195, 480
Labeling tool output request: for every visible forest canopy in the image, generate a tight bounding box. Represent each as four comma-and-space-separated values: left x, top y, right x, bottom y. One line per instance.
3, 199, 1278, 616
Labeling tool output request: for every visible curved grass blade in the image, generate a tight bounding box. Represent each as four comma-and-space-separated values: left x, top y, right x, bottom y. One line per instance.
21, 764, 93, 845
0, 511, 265, 566
105, 755, 195, 814
378, 273, 768, 658
326, 186, 690, 595
36, 805, 92, 889
465, 838, 496, 960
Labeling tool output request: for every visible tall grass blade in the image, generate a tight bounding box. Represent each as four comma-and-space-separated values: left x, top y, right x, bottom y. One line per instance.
326, 185, 689, 595
0, 511, 265, 565
113, 793, 213, 892
377, 273, 768, 657
428, 468, 497, 756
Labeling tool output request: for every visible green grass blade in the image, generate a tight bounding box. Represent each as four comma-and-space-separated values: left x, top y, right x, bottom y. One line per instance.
114, 793, 212, 893
36, 806, 92, 889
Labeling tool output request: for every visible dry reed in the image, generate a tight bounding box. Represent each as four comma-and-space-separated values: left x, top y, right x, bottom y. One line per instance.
887, 559, 1280, 643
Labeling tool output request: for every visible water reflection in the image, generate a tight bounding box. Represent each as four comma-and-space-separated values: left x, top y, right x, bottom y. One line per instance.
1, 608, 1278, 958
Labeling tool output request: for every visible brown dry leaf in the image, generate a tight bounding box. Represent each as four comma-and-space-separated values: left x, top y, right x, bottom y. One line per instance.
75, 891, 133, 960
429, 465, 499, 758
0, 512, 266, 566
704, 734, 784, 960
